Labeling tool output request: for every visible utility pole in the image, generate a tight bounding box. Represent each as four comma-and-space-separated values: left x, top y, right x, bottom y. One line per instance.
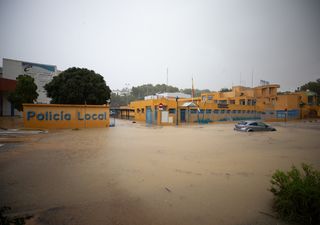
125, 83, 130, 105
251, 69, 254, 88
176, 96, 179, 125
166, 67, 169, 93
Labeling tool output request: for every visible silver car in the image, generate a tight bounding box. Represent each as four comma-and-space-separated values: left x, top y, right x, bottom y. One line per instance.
234, 121, 276, 132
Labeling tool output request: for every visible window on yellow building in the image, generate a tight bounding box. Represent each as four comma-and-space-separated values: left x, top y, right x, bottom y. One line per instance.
252, 100, 256, 106
169, 108, 176, 114
208, 95, 213, 100
214, 110, 219, 114
137, 108, 141, 113
229, 100, 235, 104
240, 99, 246, 105
141, 108, 144, 113
202, 96, 206, 101
190, 109, 197, 114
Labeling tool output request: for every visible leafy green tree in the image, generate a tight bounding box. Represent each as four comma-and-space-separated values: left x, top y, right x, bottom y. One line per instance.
45, 67, 111, 104
8, 75, 38, 111
298, 79, 320, 103
220, 88, 232, 92
110, 93, 135, 107
180, 88, 211, 97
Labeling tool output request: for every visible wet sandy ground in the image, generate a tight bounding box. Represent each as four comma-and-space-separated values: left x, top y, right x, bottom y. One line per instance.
1, 120, 320, 225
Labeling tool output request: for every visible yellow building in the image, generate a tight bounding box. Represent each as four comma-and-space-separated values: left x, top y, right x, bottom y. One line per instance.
23, 104, 110, 129
128, 84, 319, 125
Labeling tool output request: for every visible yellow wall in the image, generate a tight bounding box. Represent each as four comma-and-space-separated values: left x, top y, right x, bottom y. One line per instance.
129, 97, 259, 125
23, 104, 110, 129
130, 98, 179, 124
274, 94, 300, 110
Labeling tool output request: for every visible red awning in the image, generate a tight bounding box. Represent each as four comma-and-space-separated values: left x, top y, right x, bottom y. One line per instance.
0, 78, 16, 92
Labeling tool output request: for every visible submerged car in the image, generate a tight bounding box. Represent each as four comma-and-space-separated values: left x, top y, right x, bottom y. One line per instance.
234, 121, 276, 132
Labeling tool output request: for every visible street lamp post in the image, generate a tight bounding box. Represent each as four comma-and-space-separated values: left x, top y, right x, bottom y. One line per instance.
125, 83, 130, 106
176, 96, 179, 125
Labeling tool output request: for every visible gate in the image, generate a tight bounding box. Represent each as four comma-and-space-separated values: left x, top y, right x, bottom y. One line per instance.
180, 109, 186, 123
146, 106, 152, 124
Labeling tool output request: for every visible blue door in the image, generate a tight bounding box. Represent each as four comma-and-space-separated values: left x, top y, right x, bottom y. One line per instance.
180, 109, 186, 122
146, 106, 152, 124
154, 108, 158, 124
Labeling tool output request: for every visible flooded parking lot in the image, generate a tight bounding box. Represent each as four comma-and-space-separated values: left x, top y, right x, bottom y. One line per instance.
1, 120, 320, 225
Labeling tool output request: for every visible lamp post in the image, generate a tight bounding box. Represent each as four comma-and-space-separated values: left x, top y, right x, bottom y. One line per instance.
125, 83, 130, 105
176, 96, 179, 125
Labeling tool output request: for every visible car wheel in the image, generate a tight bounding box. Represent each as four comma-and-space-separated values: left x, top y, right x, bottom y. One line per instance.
246, 129, 253, 132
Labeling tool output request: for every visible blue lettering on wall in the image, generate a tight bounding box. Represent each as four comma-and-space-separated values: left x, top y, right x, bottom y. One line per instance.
78, 112, 84, 120
37, 113, 44, 120
85, 114, 91, 120
26, 111, 107, 121
53, 114, 59, 120
65, 114, 71, 120
27, 111, 35, 120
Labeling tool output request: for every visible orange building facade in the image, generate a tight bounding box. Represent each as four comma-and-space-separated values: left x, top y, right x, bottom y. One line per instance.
128, 84, 319, 125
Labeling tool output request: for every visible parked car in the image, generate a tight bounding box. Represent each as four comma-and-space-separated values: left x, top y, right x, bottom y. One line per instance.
234, 121, 276, 132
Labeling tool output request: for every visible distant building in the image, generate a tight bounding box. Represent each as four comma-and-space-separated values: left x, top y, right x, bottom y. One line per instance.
0, 58, 59, 116
144, 92, 191, 100
112, 88, 131, 96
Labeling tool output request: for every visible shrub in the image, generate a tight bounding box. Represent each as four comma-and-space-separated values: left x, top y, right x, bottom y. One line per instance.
0, 206, 30, 225
270, 164, 320, 224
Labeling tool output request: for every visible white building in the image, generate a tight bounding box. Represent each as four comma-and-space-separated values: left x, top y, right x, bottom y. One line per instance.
112, 88, 131, 96
144, 92, 191, 100
0, 58, 59, 116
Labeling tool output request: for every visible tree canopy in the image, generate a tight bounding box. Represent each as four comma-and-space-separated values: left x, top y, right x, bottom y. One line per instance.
180, 88, 211, 97
298, 79, 320, 95
220, 88, 232, 92
298, 79, 320, 104
8, 75, 38, 111
45, 67, 111, 104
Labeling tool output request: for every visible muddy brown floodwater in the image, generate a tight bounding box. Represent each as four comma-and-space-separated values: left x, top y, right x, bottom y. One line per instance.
1, 120, 320, 225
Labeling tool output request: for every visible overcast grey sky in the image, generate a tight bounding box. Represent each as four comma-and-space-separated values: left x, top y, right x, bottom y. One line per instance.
1, 0, 319, 91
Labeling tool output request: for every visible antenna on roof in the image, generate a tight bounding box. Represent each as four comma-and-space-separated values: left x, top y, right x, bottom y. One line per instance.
251, 69, 254, 88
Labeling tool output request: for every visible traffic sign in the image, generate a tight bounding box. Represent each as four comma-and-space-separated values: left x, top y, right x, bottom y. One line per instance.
159, 103, 163, 111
